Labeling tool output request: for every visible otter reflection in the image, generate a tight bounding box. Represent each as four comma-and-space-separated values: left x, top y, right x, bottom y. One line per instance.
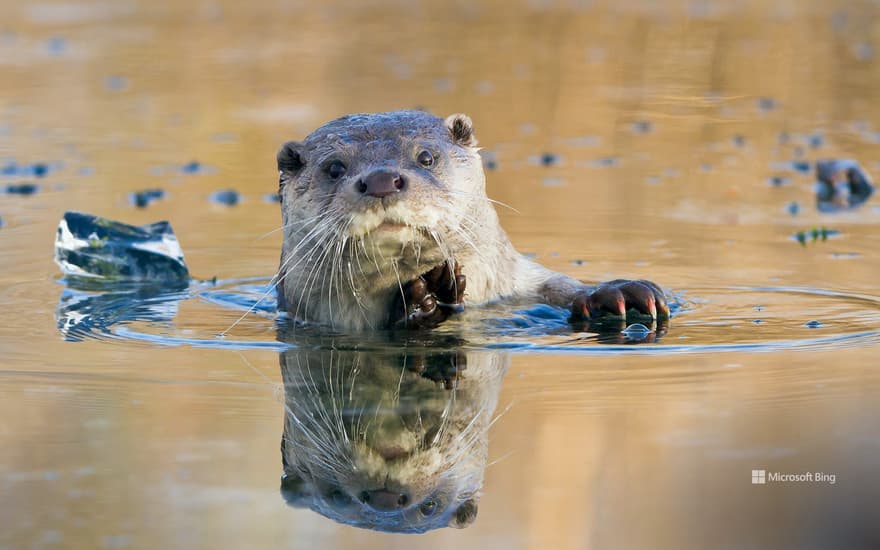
277, 344, 508, 533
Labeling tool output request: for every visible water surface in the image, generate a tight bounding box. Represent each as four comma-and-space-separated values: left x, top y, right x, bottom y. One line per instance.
2, 0, 880, 548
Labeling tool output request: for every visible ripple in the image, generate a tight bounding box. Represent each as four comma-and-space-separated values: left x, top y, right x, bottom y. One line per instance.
54, 279, 880, 355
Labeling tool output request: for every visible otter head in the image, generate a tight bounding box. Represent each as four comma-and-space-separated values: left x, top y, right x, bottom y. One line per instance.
275, 111, 487, 325
277, 348, 507, 533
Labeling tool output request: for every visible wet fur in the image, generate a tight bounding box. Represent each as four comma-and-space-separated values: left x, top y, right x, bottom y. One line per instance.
276, 110, 589, 330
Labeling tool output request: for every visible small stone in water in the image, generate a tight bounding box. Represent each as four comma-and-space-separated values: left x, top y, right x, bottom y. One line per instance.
540, 153, 558, 166
210, 189, 240, 206
732, 134, 746, 147
263, 193, 281, 203
805, 320, 823, 328
787, 201, 800, 215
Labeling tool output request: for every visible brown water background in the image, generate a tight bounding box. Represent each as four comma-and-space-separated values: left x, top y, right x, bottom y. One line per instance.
2, 0, 880, 548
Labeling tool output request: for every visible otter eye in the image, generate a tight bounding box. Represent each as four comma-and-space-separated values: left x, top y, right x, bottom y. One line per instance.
419, 500, 438, 516
327, 160, 347, 180
417, 150, 434, 167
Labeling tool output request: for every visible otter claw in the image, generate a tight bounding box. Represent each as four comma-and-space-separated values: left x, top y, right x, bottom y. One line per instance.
391, 261, 466, 329
570, 279, 669, 323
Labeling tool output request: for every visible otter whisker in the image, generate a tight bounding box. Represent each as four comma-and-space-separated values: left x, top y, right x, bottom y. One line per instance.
220, 214, 345, 336
445, 188, 521, 213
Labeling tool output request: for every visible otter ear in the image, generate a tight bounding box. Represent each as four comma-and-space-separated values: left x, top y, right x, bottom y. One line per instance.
445, 114, 478, 147
449, 498, 478, 529
278, 141, 305, 174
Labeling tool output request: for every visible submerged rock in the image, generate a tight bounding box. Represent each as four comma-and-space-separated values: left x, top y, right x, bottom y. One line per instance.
54, 211, 189, 287
815, 159, 875, 211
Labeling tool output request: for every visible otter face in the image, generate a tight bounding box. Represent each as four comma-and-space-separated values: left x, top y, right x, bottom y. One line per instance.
278, 110, 481, 243
277, 348, 507, 533
275, 111, 486, 324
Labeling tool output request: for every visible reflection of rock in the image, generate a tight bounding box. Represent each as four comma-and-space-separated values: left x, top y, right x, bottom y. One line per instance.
55, 284, 184, 341
278, 344, 509, 533
815, 160, 874, 212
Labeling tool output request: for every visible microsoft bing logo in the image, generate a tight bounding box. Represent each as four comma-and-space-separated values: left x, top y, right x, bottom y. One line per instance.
751, 469, 766, 484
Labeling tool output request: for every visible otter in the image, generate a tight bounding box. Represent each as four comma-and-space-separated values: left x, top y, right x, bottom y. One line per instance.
278, 343, 508, 533
276, 110, 669, 330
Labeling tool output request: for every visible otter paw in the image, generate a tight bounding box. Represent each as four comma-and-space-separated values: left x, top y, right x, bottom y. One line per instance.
391, 262, 466, 329
404, 351, 467, 390
570, 279, 669, 322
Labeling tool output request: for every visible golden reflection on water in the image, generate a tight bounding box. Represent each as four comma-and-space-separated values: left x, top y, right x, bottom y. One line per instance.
1, 0, 880, 548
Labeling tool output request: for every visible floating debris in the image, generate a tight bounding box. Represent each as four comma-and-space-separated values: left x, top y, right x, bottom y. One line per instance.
591, 156, 618, 168
791, 160, 811, 173
104, 75, 129, 92
210, 189, 240, 206
757, 97, 778, 111
4, 183, 39, 195
46, 36, 67, 56
54, 211, 189, 286
540, 153, 558, 167
1, 161, 51, 178
180, 161, 206, 174
815, 159, 874, 211
129, 189, 166, 208
631, 120, 653, 134
768, 176, 789, 187
786, 201, 800, 216
793, 226, 840, 246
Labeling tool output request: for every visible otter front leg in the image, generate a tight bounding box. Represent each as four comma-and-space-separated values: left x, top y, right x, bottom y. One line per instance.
390, 262, 466, 329
569, 279, 670, 323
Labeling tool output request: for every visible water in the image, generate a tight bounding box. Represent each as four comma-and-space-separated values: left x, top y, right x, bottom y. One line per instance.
2, 0, 880, 548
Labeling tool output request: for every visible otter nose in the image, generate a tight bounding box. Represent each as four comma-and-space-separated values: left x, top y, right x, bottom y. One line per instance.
356, 170, 407, 198
359, 489, 410, 511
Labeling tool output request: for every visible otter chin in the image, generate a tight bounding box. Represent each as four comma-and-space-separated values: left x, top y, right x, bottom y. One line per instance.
276, 110, 670, 330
